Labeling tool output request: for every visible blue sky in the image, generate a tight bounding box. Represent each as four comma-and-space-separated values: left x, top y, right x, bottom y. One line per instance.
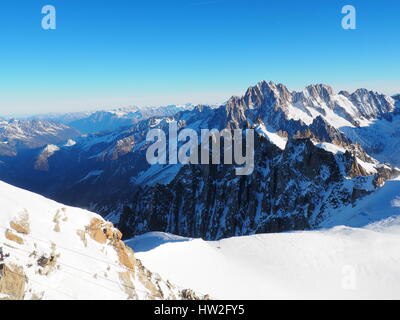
0, 0, 399, 116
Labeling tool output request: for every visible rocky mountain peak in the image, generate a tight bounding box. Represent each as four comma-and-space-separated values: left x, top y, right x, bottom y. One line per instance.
305, 84, 335, 98
338, 90, 351, 97
348, 88, 395, 119
241, 81, 291, 110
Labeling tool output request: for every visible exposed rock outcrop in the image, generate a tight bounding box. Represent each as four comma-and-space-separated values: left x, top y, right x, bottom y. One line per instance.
0, 264, 26, 300
119, 134, 399, 240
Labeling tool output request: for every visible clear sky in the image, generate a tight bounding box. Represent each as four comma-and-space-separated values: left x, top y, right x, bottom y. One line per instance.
0, 0, 399, 116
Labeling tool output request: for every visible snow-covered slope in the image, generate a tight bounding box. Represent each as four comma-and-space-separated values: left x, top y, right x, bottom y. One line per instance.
125, 232, 190, 252
129, 177, 400, 299
340, 114, 400, 166
130, 216, 400, 299
321, 177, 400, 228
0, 181, 205, 300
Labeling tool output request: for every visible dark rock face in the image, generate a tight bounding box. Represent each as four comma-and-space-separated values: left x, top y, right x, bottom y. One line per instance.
298, 116, 351, 145
115, 83, 400, 240
118, 136, 397, 240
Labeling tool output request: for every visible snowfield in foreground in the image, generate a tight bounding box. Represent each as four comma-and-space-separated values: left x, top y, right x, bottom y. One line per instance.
131, 223, 400, 299
129, 179, 400, 300
2, 177, 400, 300
0, 181, 202, 300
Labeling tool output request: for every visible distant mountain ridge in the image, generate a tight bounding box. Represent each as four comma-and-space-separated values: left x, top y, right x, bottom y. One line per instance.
66, 105, 195, 134
0, 80, 399, 240
19, 104, 195, 134
0, 119, 80, 157
0, 104, 194, 156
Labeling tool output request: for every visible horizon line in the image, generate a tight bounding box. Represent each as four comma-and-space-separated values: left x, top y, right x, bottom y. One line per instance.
1, 80, 399, 118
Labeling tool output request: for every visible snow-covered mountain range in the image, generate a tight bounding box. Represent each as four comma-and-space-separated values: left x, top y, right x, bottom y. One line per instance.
0, 180, 206, 300
1, 80, 400, 300
24, 104, 195, 135
0, 81, 399, 241
0, 119, 80, 157
0, 105, 194, 157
